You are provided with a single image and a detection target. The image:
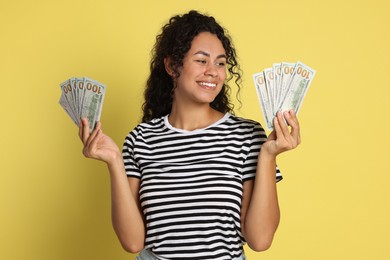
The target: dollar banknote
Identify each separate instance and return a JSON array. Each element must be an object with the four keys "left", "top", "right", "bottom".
[
  {"left": 253, "top": 72, "right": 274, "bottom": 130},
  {"left": 263, "top": 68, "right": 276, "bottom": 113},
  {"left": 273, "top": 63, "right": 282, "bottom": 111},
  {"left": 253, "top": 61, "right": 316, "bottom": 130},
  {"left": 279, "top": 62, "right": 316, "bottom": 114},
  {"left": 59, "top": 77, "right": 106, "bottom": 132}
]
